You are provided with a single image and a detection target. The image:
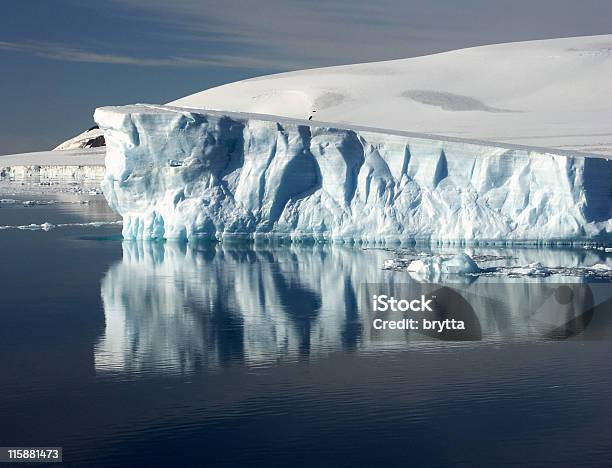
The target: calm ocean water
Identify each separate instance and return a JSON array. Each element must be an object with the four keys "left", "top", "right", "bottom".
[{"left": 1, "top": 187, "right": 611, "bottom": 467}]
